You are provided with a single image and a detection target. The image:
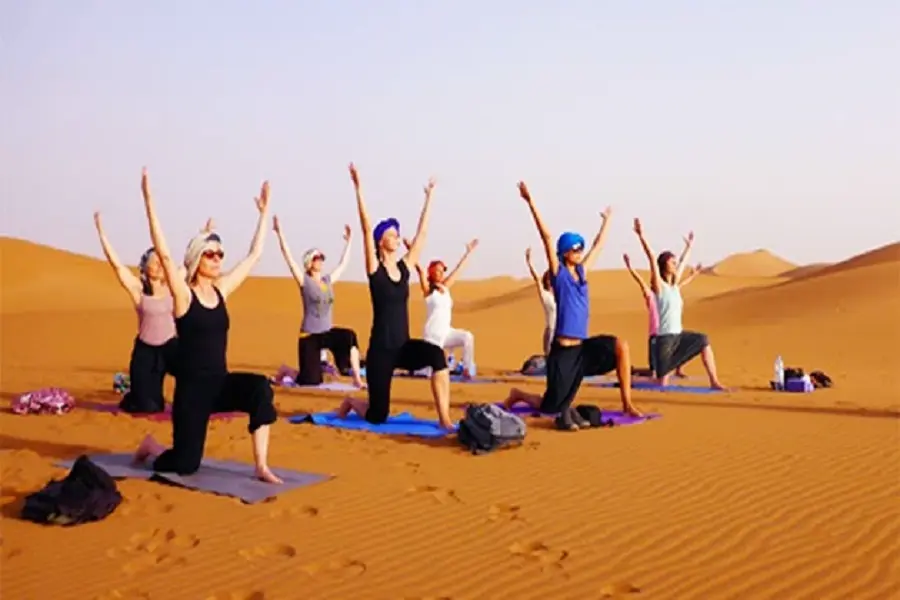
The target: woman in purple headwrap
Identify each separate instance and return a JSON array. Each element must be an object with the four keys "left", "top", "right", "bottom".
[{"left": 335, "top": 163, "right": 454, "bottom": 429}]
